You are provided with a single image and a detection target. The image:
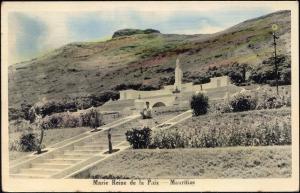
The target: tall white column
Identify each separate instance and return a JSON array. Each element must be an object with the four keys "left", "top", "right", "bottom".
[{"left": 174, "top": 58, "right": 183, "bottom": 92}]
